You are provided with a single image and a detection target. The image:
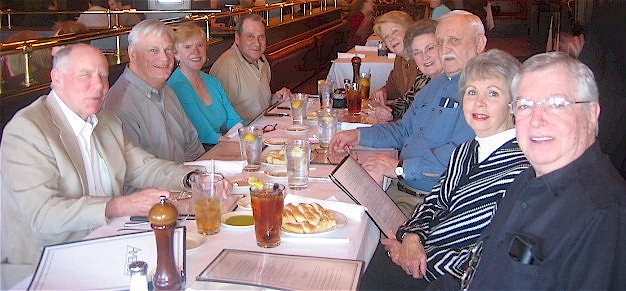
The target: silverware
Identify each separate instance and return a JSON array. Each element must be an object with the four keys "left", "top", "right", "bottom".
[
  {"left": 264, "top": 113, "right": 289, "bottom": 117},
  {"left": 117, "top": 228, "right": 151, "bottom": 232}
]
